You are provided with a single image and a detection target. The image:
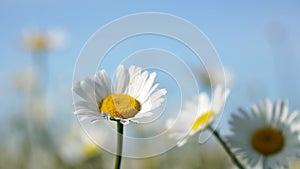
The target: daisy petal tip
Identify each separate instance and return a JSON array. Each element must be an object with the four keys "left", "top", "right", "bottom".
[
  {"left": 160, "top": 88, "right": 167, "bottom": 95},
  {"left": 225, "top": 88, "right": 231, "bottom": 96}
]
